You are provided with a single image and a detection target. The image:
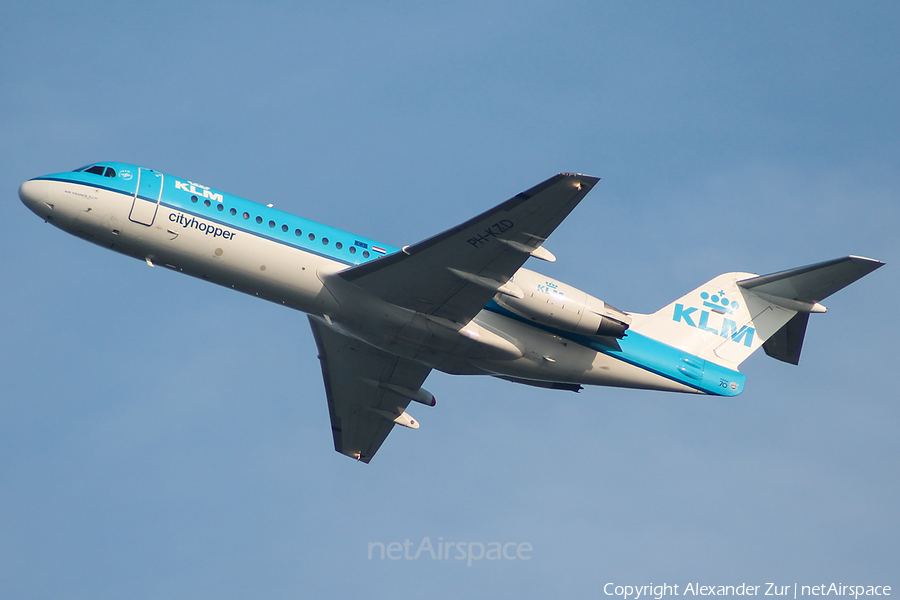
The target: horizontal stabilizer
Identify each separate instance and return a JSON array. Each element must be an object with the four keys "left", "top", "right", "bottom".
[
  {"left": 737, "top": 256, "right": 884, "bottom": 306},
  {"left": 762, "top": 312, "right": 810, "bottom": 365},
  {"left": 742, "top": 256, "right": 883, "bottom": 365}
]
